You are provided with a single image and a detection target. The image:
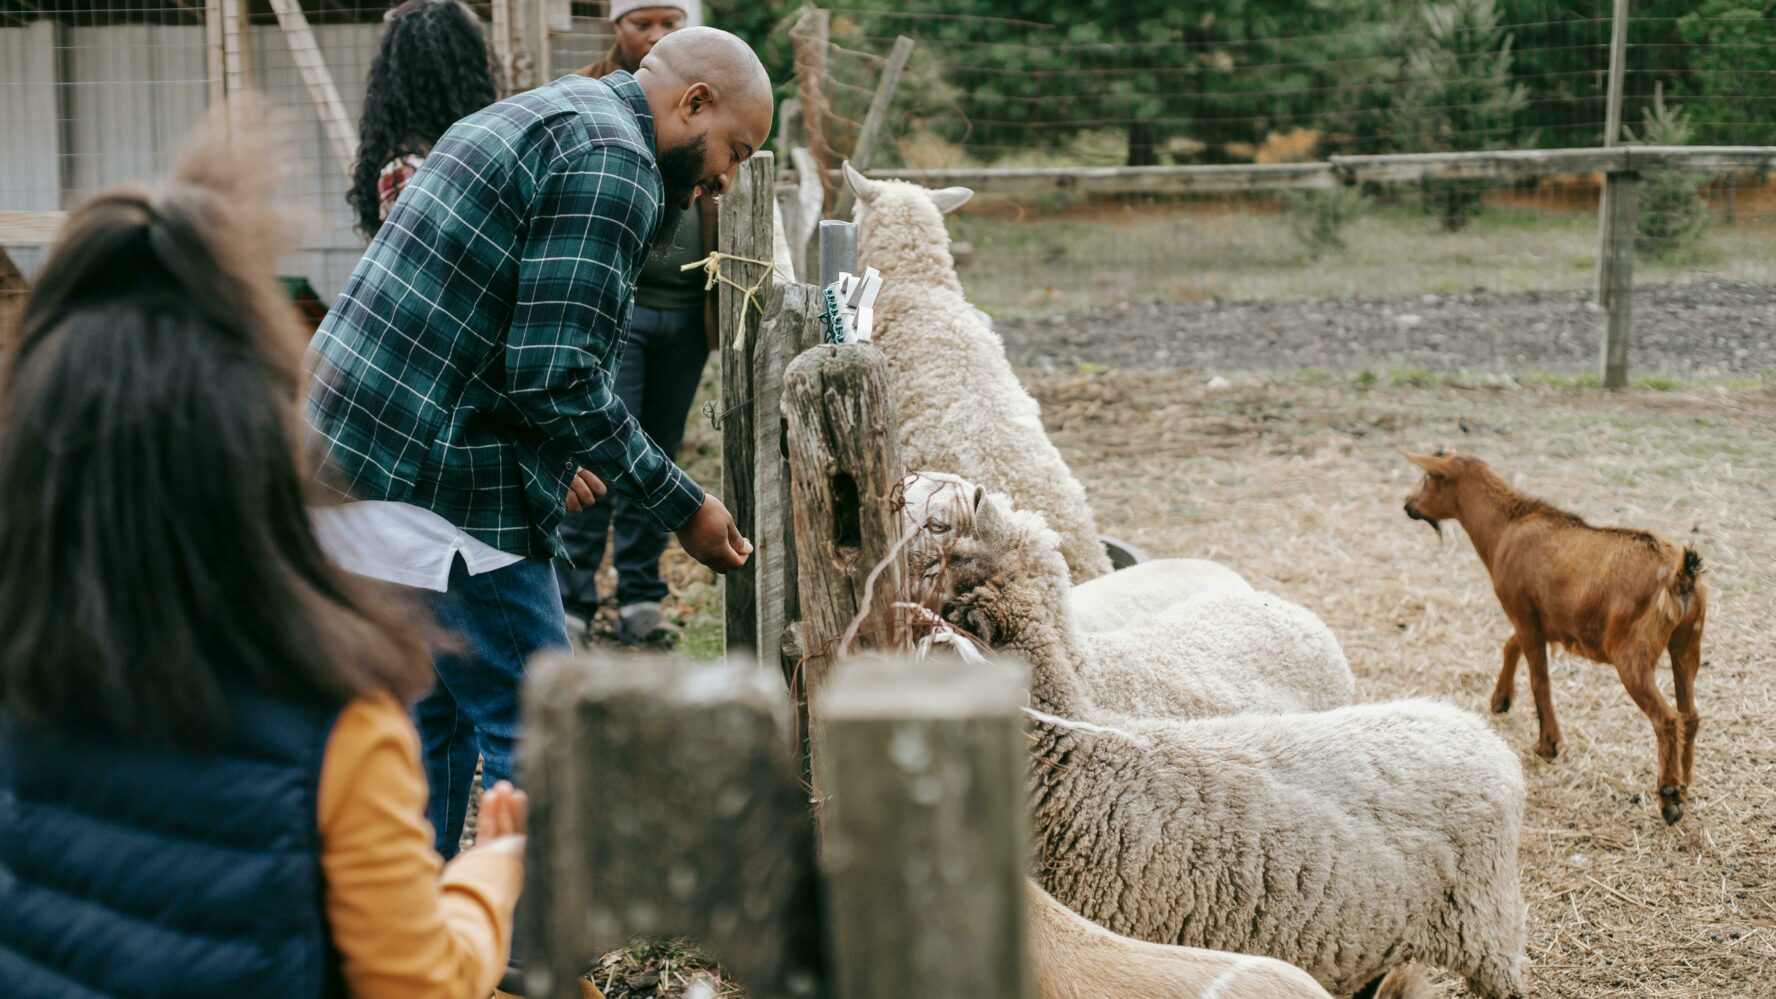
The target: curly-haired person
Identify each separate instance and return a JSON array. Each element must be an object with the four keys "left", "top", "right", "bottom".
[{"left": 346, "top": 0, "right": 499, "bottom": 239}]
